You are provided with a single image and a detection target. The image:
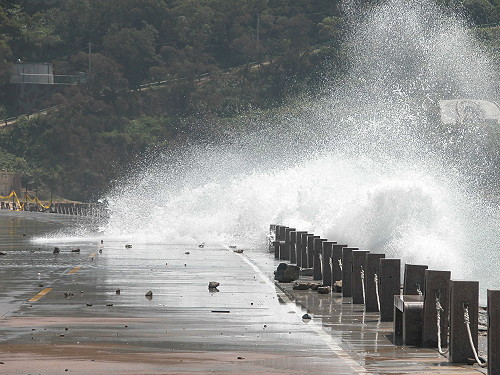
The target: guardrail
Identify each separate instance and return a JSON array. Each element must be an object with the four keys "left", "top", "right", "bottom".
[{"left": 269, "top": 224, "right": 496, "bottom": 372}]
